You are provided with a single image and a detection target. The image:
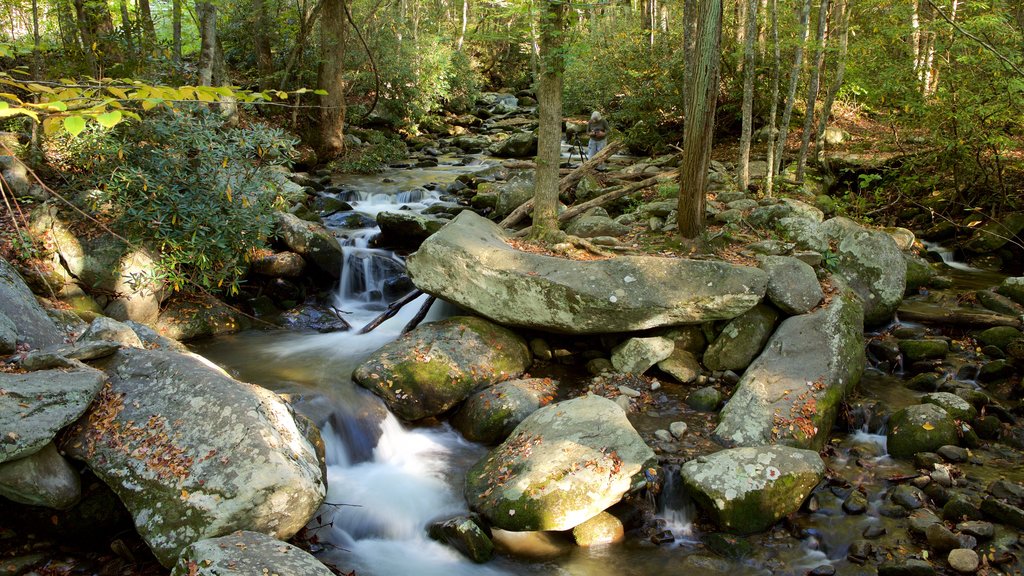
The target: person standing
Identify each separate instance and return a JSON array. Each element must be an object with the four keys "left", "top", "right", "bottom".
[{"left": 587, "top": 111, "right": 610, "bottom": 159}]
